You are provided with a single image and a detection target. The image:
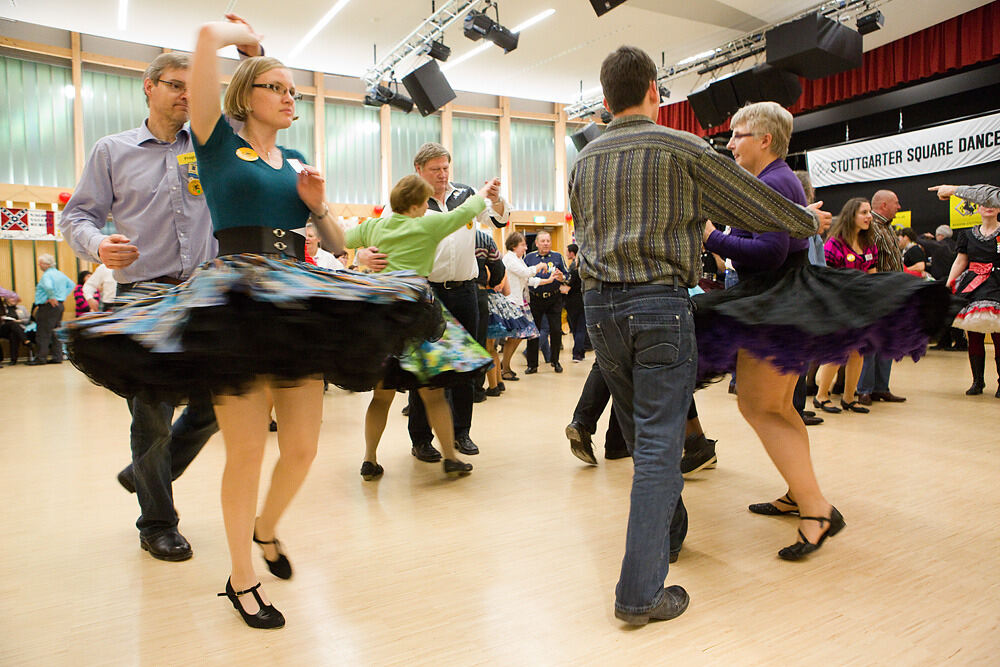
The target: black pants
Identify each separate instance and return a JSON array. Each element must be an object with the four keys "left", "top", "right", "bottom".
[
  {"left": 474, "top": 286, "right": 490, "bottom": 389},
  {"left": 0, "top": 321, "right": 26, "bottom": 362},
  {"left": 34, "top": 302, "right": 64, "bottom": 361},
  {"left": 526, "top": 293, "right": 563, "bottom": 367},
  {"left": 408, "top": 280, "right": 478, "bottom": 442},
  {"left": 565, "top": 296, "right": 586, "bottom": 360}
]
